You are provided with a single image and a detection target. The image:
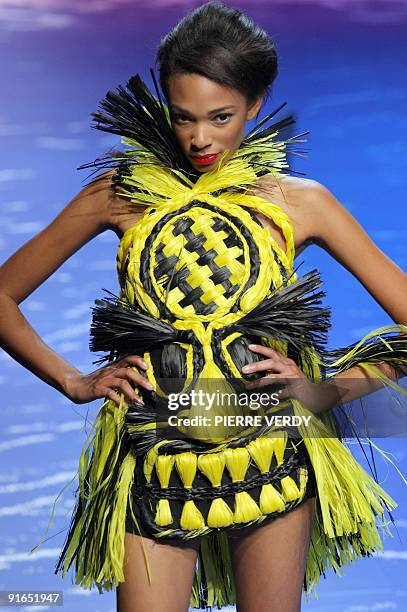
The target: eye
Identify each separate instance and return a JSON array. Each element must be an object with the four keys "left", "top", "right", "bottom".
[
  {"left": 213, "top": 113, "right": 232, "bottom": 123},
  {"left": 172, "top": 113, "right": 233, "bottom": 124},
  {"left": 172, "top": 114, "right": 191, "bottom": 124}
]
